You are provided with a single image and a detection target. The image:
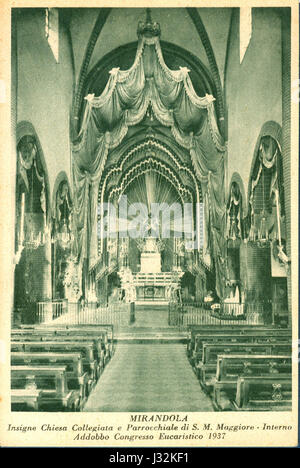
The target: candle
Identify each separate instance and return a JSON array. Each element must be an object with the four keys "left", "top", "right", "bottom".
[
  {"left": 275, "top": 190, "right": 282, "bottom": 247},
  {"left": 20, "top": 192, "right": 25, "bottom": 245}
]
